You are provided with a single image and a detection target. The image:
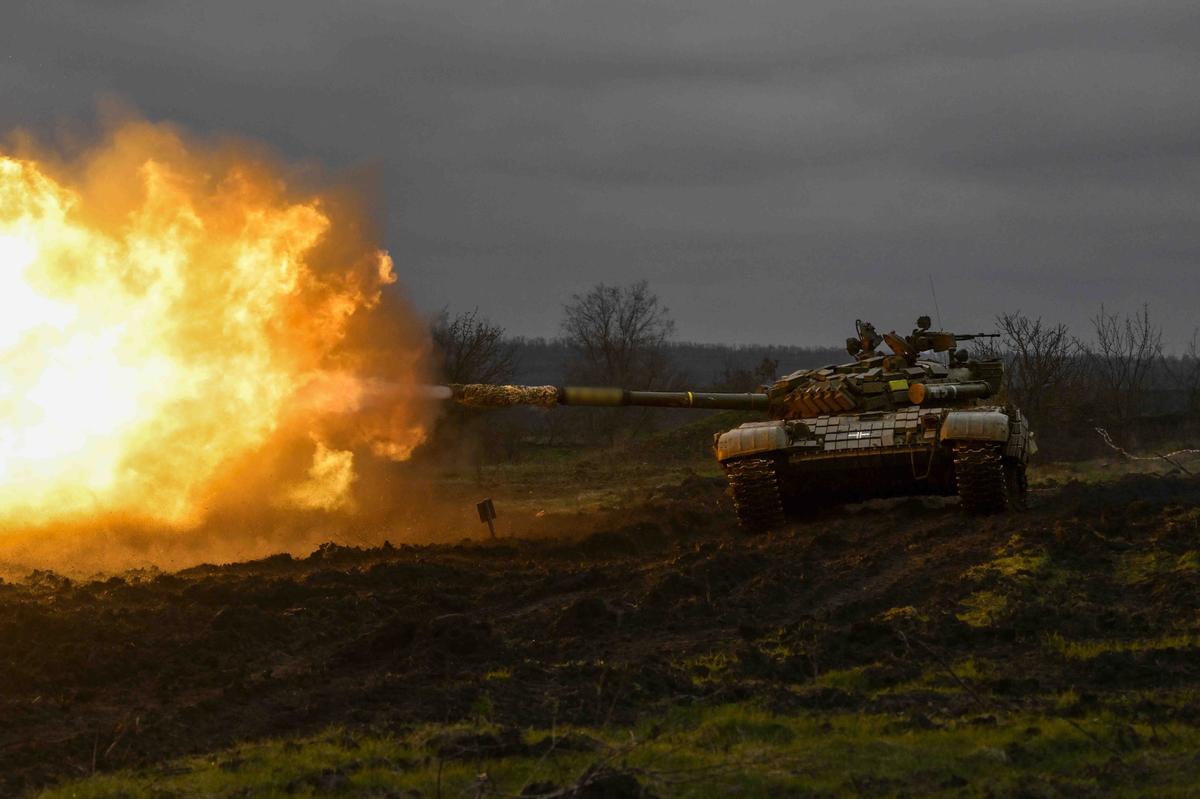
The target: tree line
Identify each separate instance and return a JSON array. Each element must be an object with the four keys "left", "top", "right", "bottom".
[
  {"left": 429, "top": 281, "right": 1199, "bottom": 461},
  {"left": 974, "top": 306, "right": 1198, "bottom": 455}
]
